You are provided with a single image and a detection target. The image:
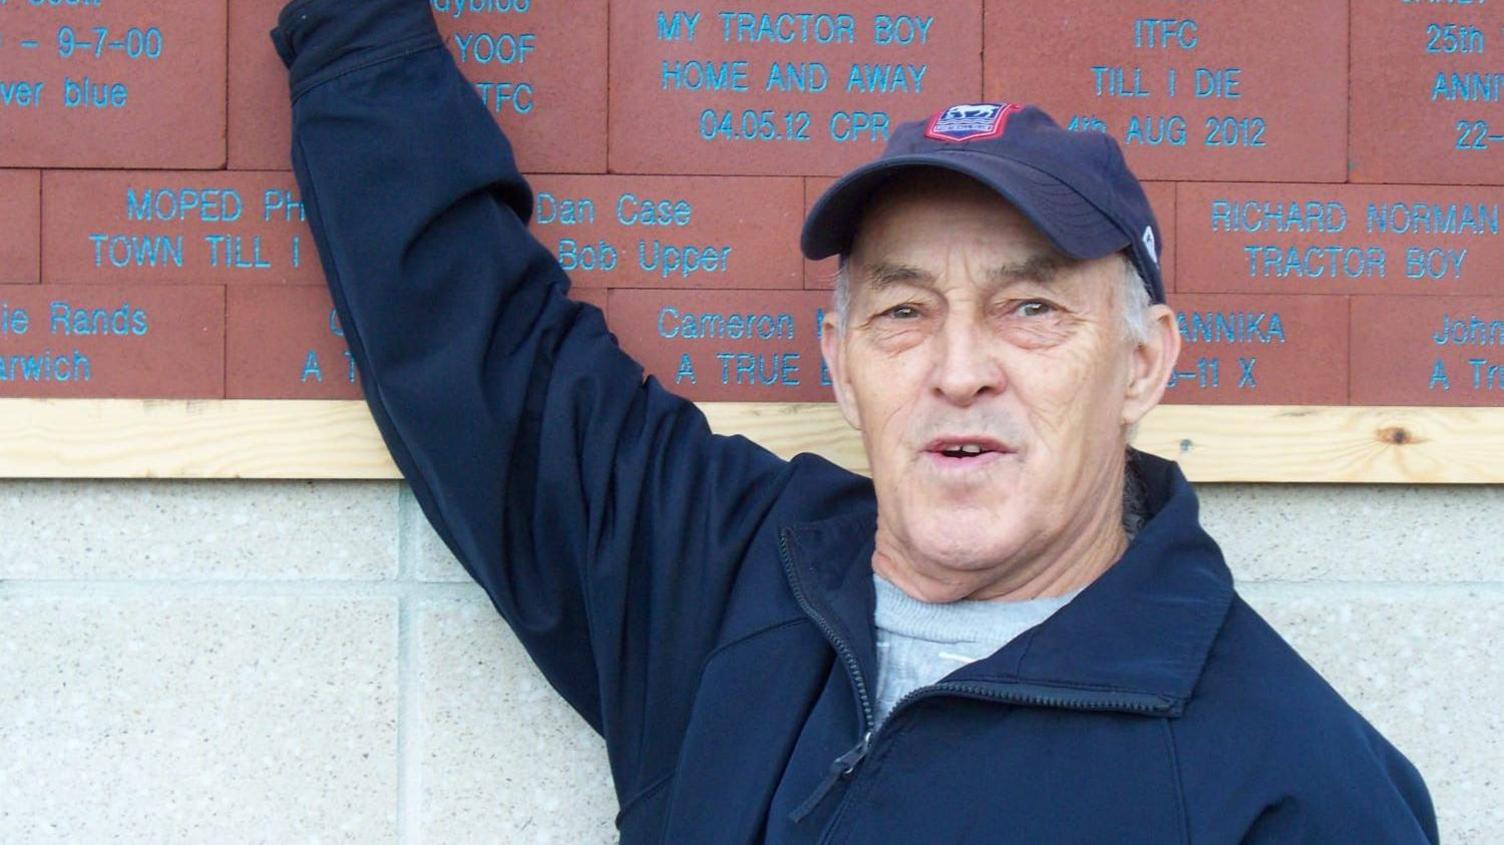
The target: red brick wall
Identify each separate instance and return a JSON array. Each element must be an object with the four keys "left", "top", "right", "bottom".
[{"left": 3, "top": 1, "right": 1501, "bottom": 405}]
